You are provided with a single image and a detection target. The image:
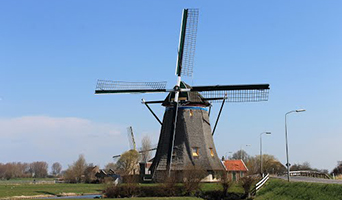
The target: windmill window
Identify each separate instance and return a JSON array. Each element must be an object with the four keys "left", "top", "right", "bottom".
[
  {"left": 209, "top": 148, "right": 214, "bottom": 157},
  {"left": 189, "top": 110, "right": 193, "bottom": 117},
  {"left": 192, "top": 147, "right": 199, "bottom": 157},
  {"left": 172, "top": 149, "right": 176, "bottom": 158}
]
